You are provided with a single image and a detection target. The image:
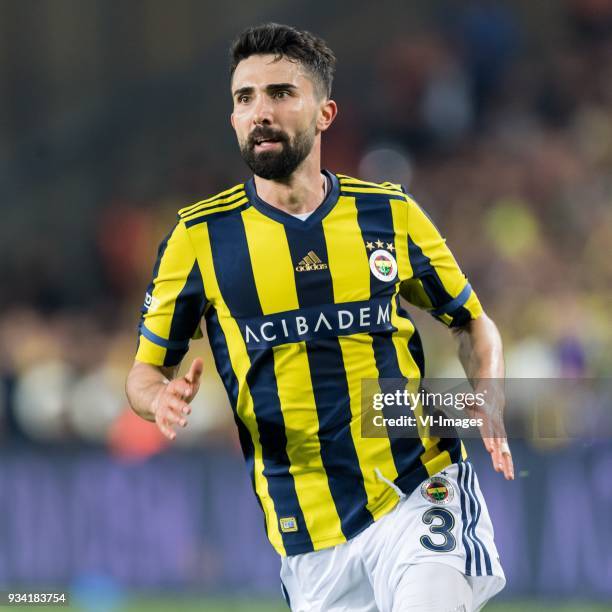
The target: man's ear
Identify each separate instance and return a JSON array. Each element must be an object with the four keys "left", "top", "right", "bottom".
[
  {"left": 230, "top": 112, "right": 235, "bottom": 130},
  {"left": 317, "top": 99, "right": 338, "bottom": 132}
]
